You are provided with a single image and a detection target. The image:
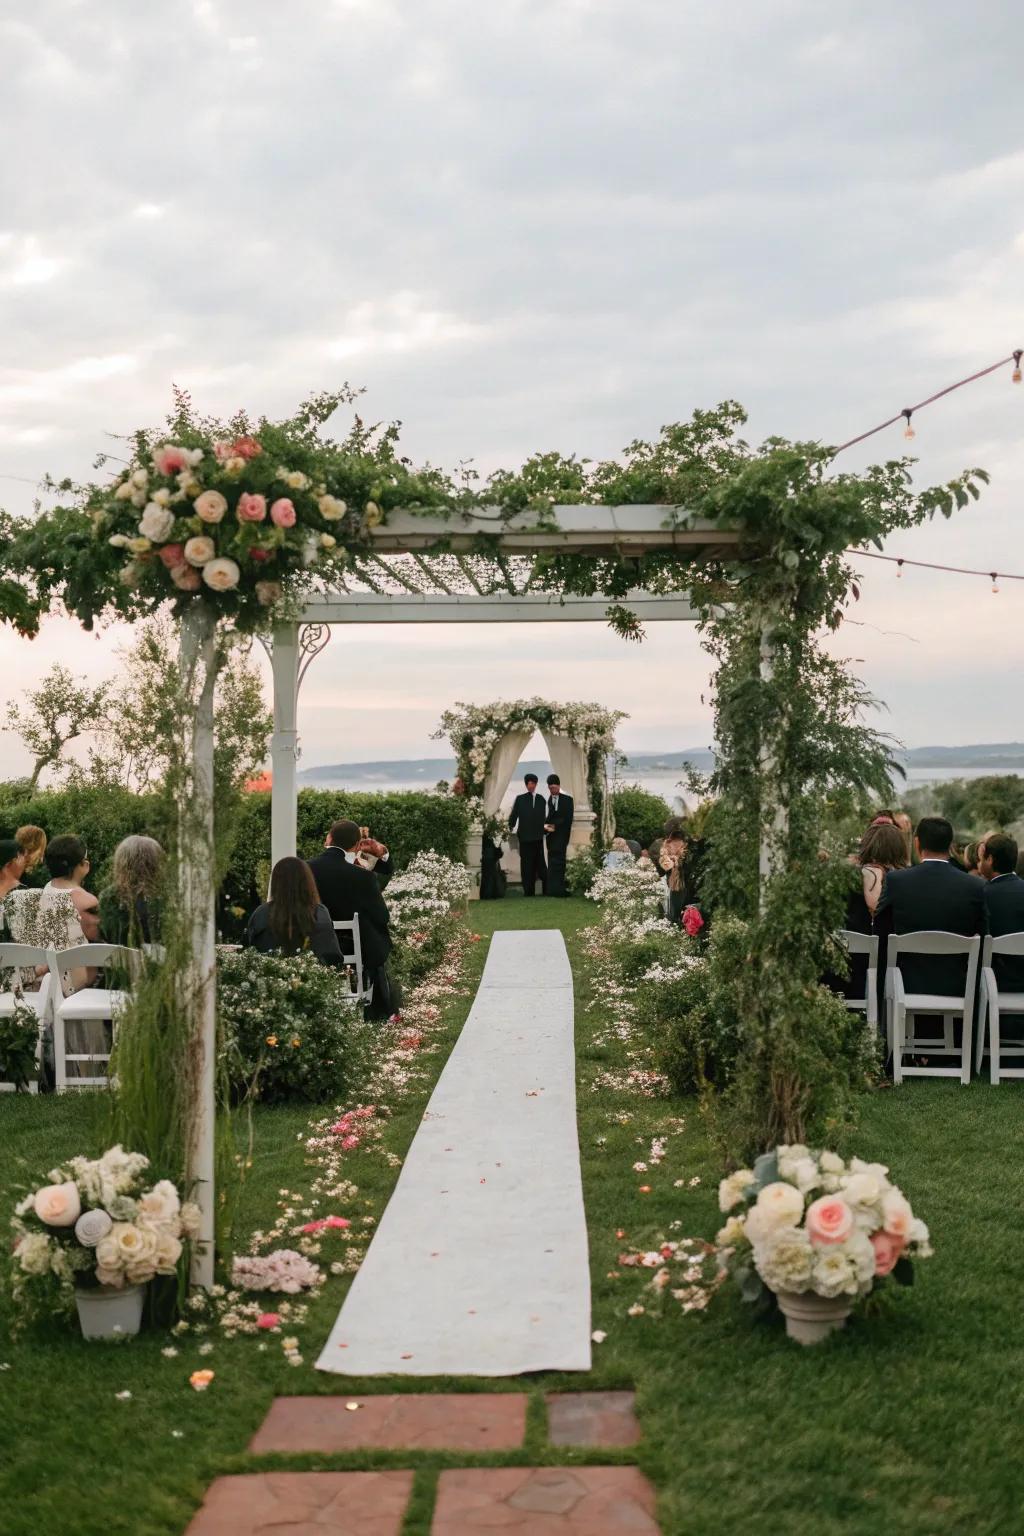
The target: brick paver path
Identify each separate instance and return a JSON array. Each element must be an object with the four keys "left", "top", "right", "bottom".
[
  {"left": 546, "top": 1390, "right": 641, "bottom": 1447},
  {"left": 184, "top": 1470, "right": 413, "bottom": 1535},
  {"left": 432, "top": 1466, "right": 659, "bottom": 1533},
  {"left": 250, "top": 1392, "right": 528, "bottom": 1453}
]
